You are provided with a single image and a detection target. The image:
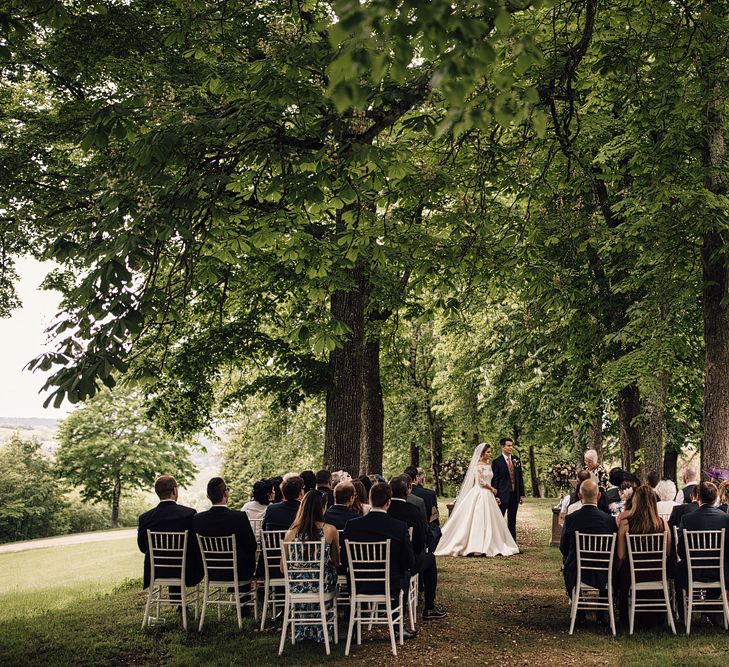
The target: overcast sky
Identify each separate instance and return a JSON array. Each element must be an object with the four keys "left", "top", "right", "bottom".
[{"left": 0, "top": 256, "right": 70, "bottom": 419}]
